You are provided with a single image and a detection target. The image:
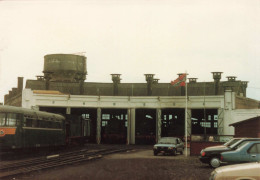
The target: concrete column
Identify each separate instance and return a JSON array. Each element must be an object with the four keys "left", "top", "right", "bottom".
[
  {"left": 66, "top": 107, "right": 71, "bottom": 115},
  {"left": 96, "top": 108, "right": 102, "bottom": 144},
  {"left": 156, "top": 108, "right": 162, "bottom": 143},
  {"left": 217, "top": 108, "right": 224, "bottom": 135},
  {"left": 127, "top": 108, "right": 131, "bottom": 145},
  {"left": 187, "top": 108, "right": 192, "bottom": 137},
  {"left": 130, "top": 108, "right": 135, "bottom": 144}
]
